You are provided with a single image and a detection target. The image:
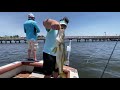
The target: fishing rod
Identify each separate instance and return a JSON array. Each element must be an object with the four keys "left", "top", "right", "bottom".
[
  {"left": 65, "top": 40, "right": 72, "bottom": 66},
  {"left": 100, "top": 35, "right": 120, "bottom": 78}
]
